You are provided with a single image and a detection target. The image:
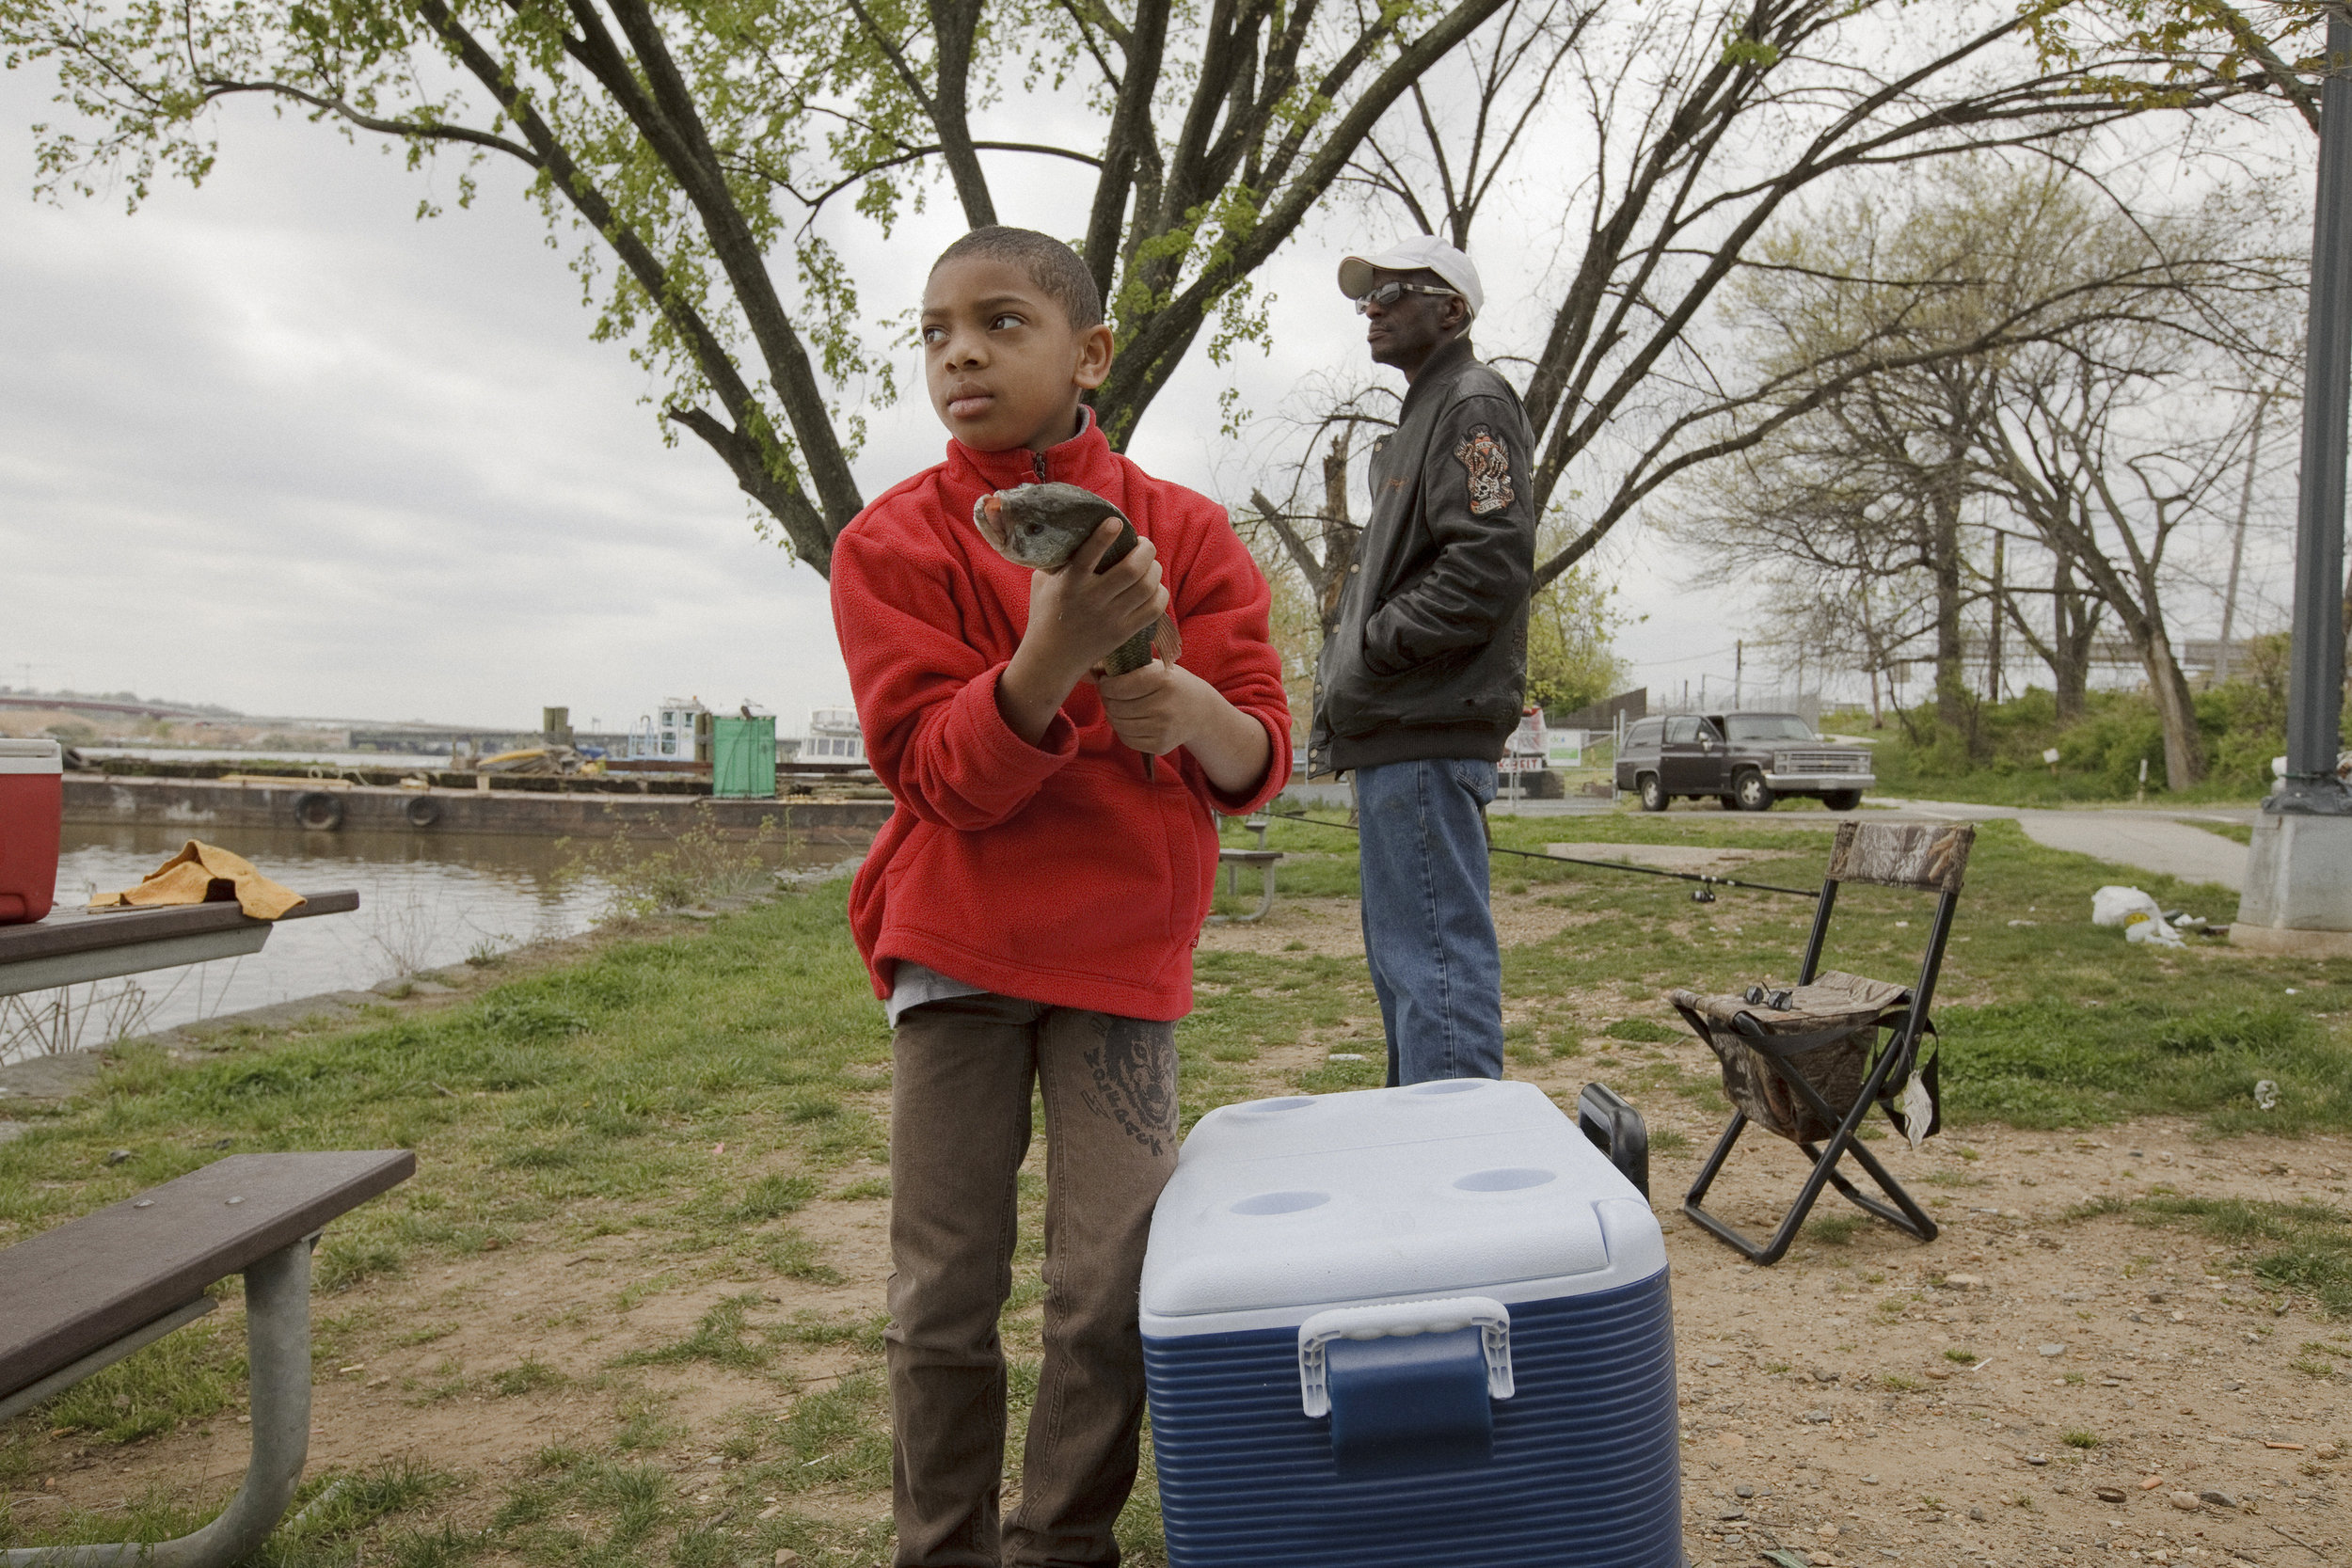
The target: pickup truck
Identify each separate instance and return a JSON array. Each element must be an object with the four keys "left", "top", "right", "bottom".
[{"left": 1613, "top": 711, "right": 1874, "bottom": 812}]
